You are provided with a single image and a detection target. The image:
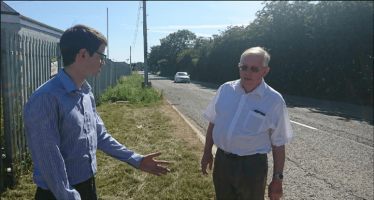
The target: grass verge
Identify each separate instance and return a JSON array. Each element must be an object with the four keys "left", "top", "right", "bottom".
[
  {"left": 1, "top": 74, "right": 216, "bottom": 199},
  {"left": 95, "top": 99, "right": 215, "bottom": 200},
  {"left": 97, "top": 74, "right": 163, "bottom": 106}
]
